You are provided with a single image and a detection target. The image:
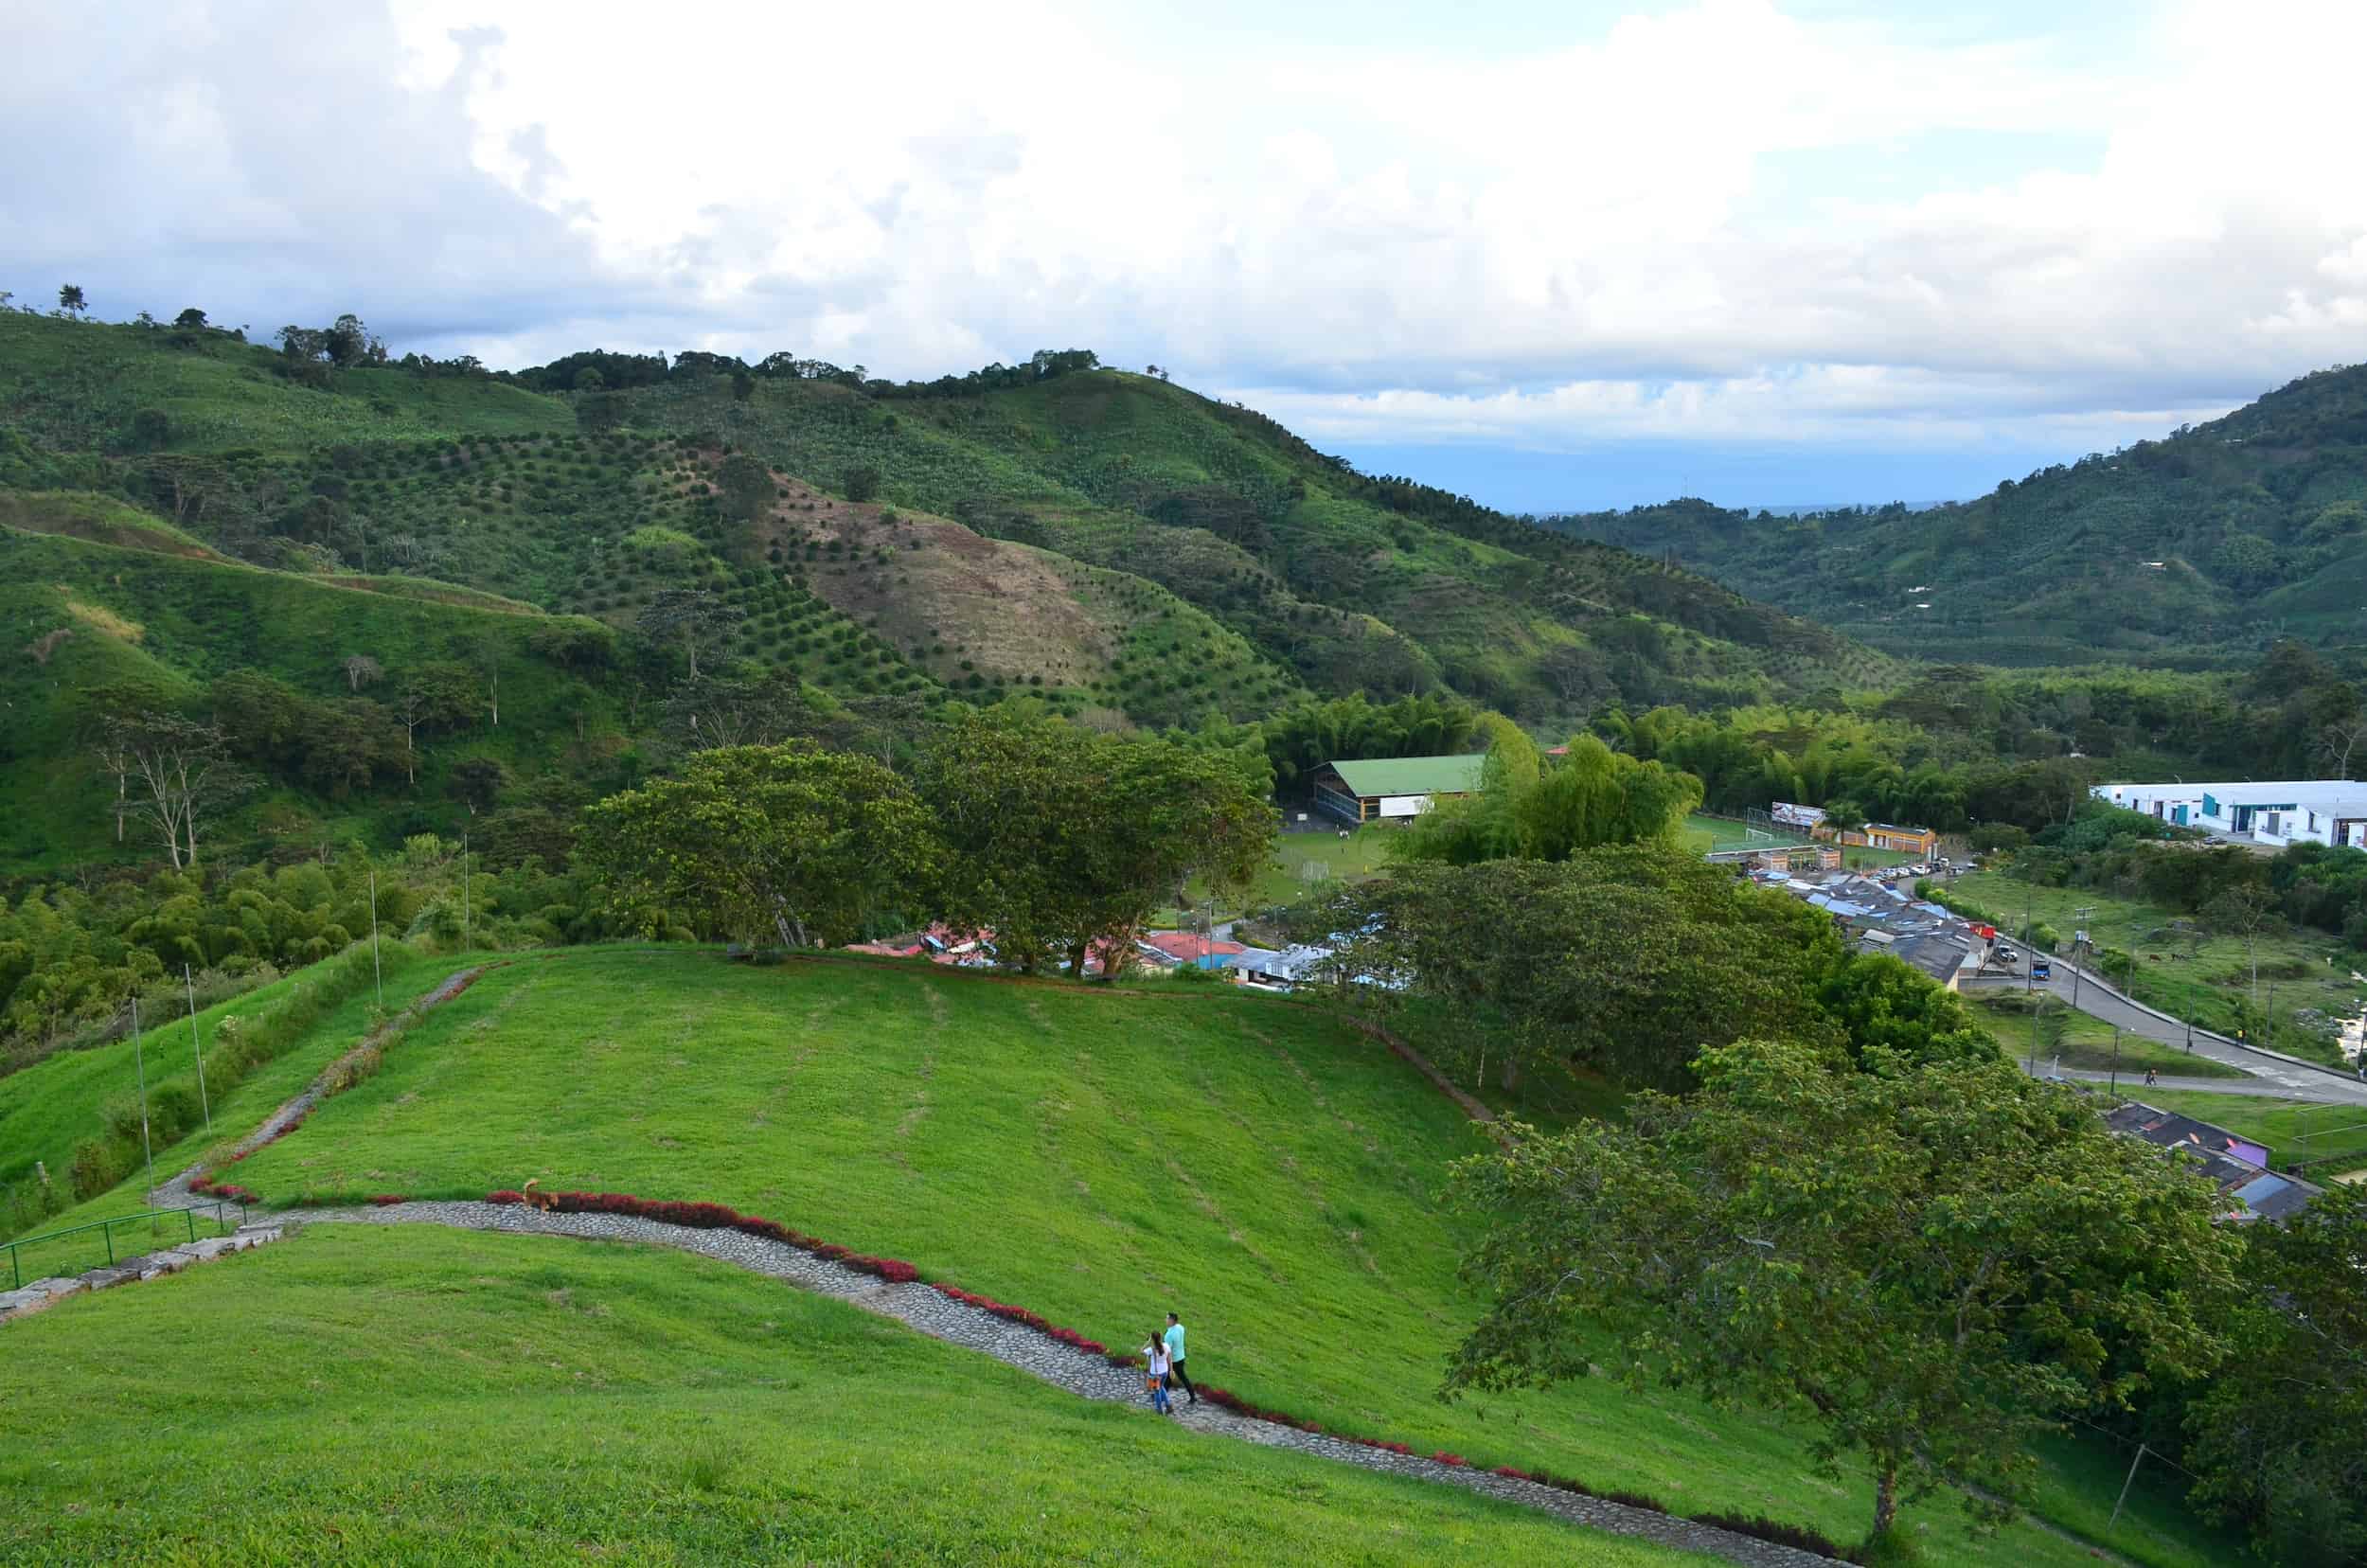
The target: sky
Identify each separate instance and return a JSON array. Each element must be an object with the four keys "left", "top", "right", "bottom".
[{"left": 6, "top": 1, "right": 2367, "bottom": 511}]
